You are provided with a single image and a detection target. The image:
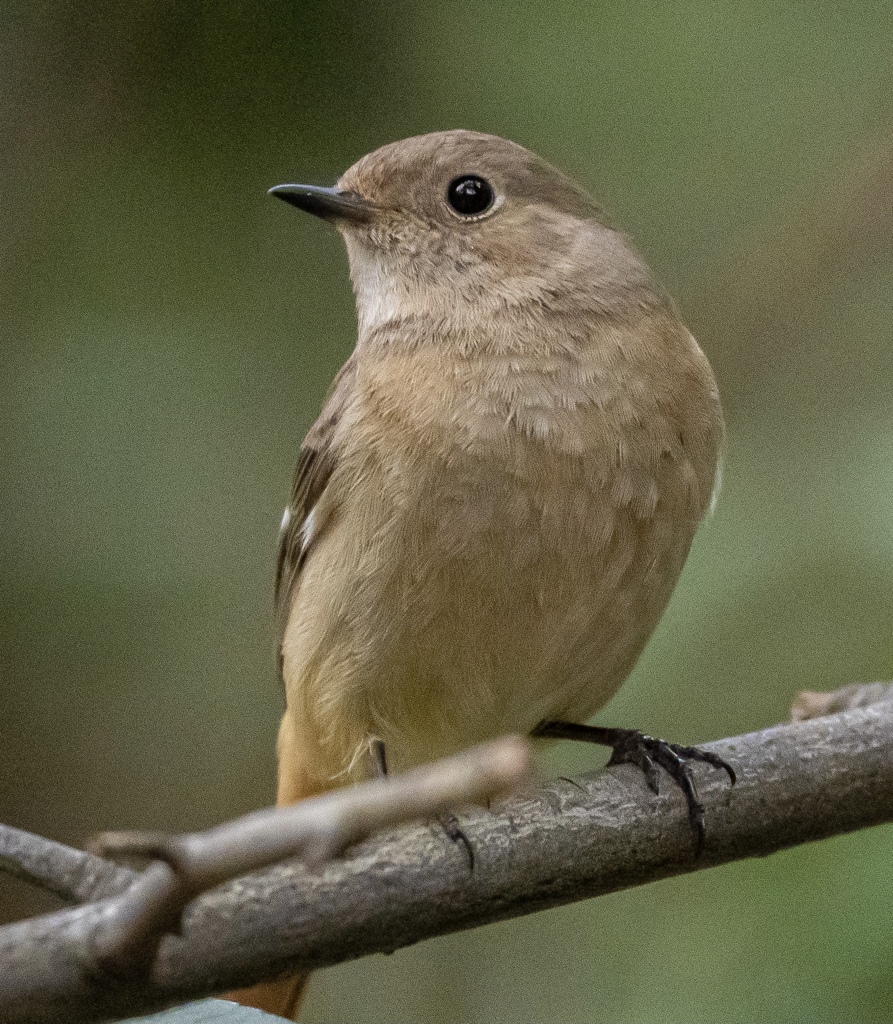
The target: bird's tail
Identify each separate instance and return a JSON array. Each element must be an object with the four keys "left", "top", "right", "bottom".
[
  {"left": 226, "top": 974, "right": 309, "bottom": 1020},
  {"left": 224, "top": 713, "right": 329, "bottom": 1019}
]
